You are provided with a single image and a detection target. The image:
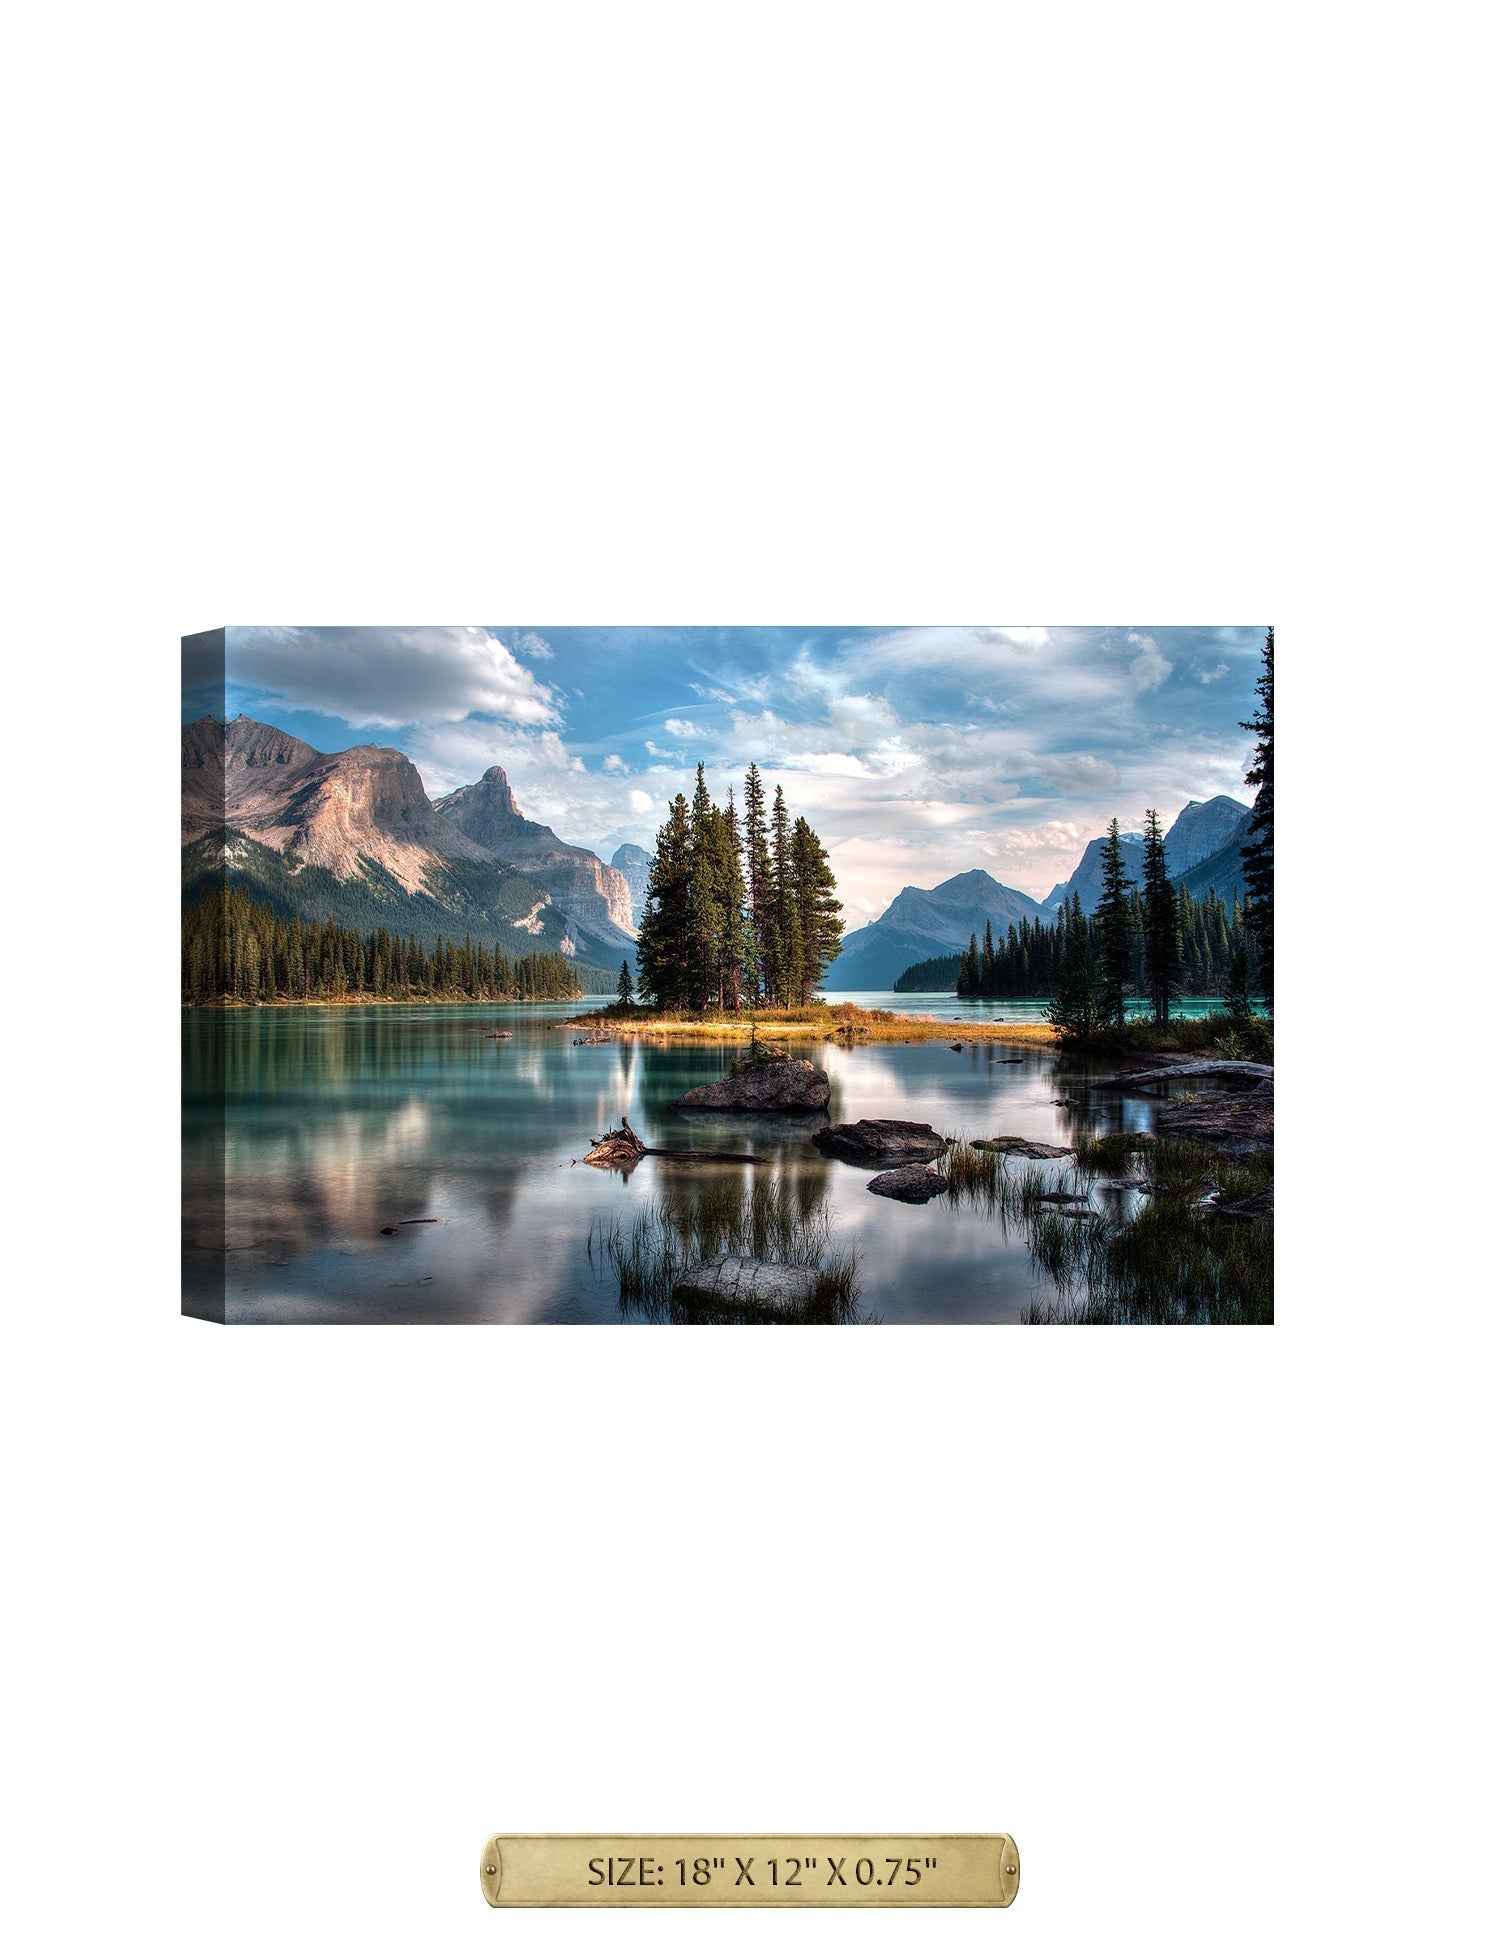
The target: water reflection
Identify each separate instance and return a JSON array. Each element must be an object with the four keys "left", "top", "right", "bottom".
[{"left": 183, "top": 1005, "right": 1170, "bottom": 1324}]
